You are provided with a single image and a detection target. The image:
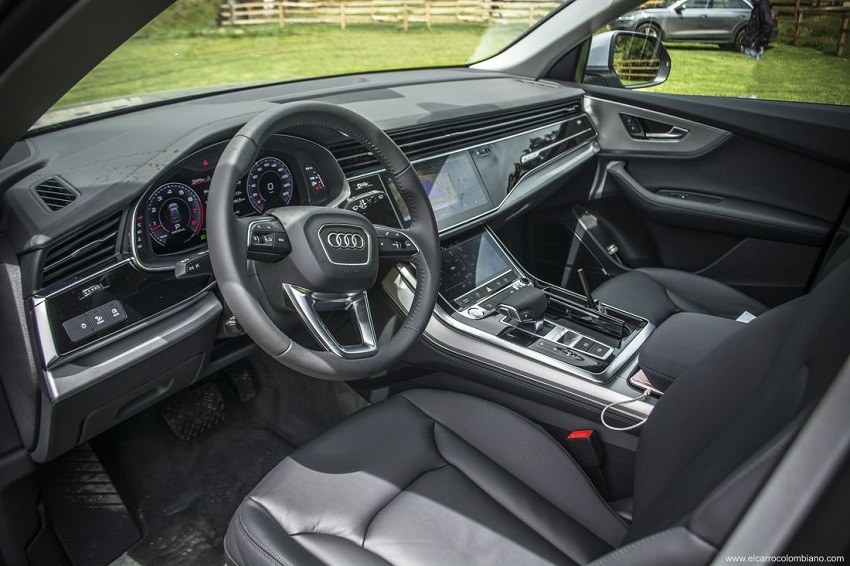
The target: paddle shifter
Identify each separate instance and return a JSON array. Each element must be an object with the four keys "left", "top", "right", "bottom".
[{"left": 497, "top": 285, "right": 548, "bottom": 333}]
